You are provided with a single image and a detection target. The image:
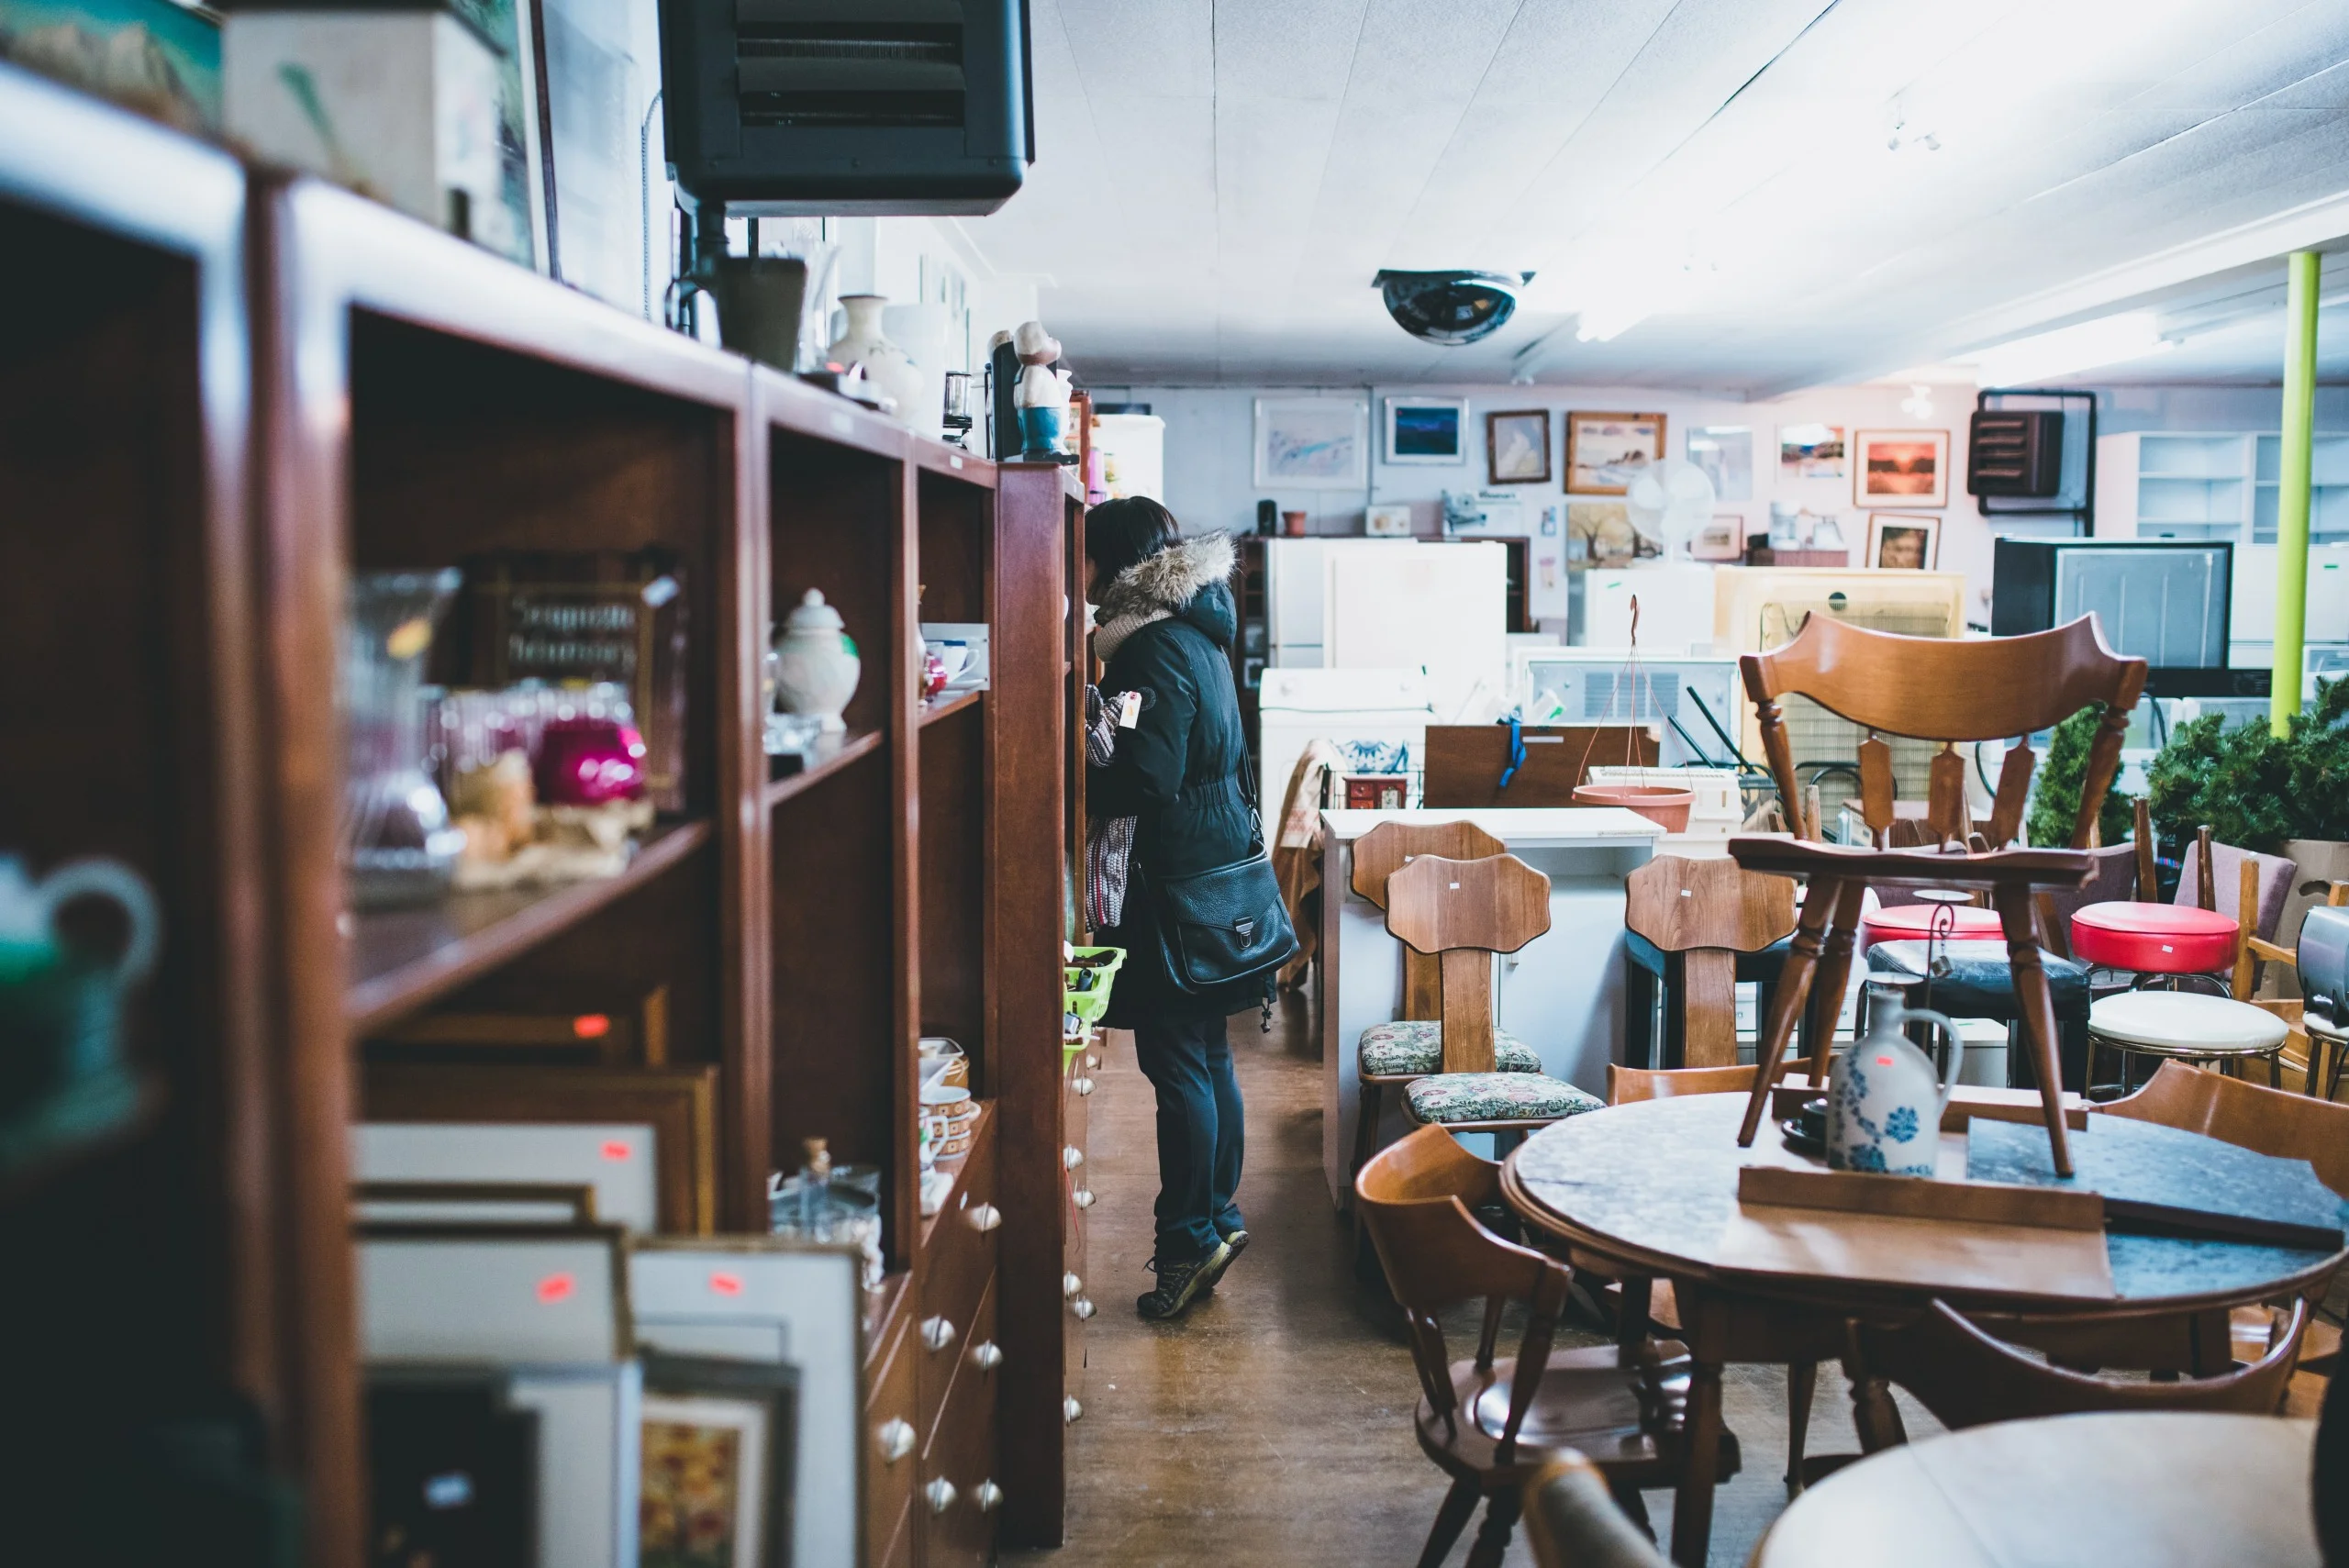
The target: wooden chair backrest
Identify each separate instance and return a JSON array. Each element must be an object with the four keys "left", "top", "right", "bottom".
[
  {"left": 1624, "top": 857, "right": 1795, "bottom": 1071},
  {"left": 1354, "top": 1125, "right": 1571, "bottom": 1460},
  {"left": 1850, "top": 1296, "right": 2306, "bottom": 1440},
  {"left": 1522, "top": 1457, "right": 1671, "bottom": 1568},
  {"left": 1386, "top": 854, "right": 1553, "bottom": 1074},
  {"left": 2097, "top": 1060, "right": 2349, "bottom": 1199},
  {"left": 1607, "top": 1063, "right": 1760, "bottom": 1104},
  {"left": 1742, "top": 614, "right": 2145, "bottom": 849},
  {"left": 1353, "top": 819, "right": 1510, "bottom": 1021}
]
